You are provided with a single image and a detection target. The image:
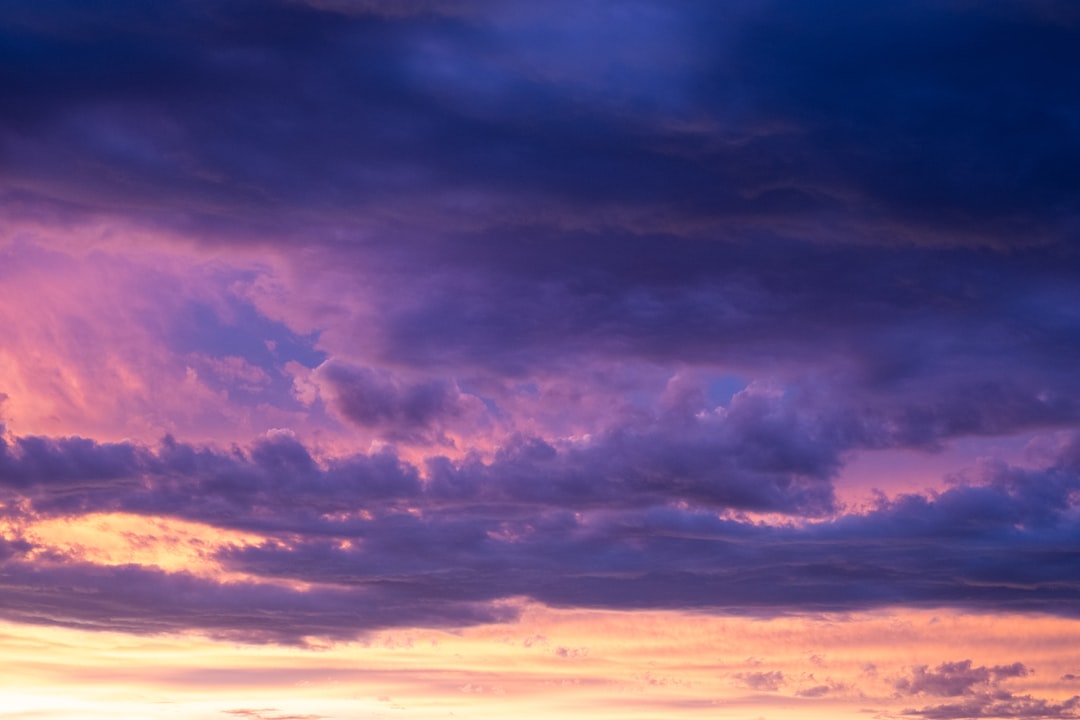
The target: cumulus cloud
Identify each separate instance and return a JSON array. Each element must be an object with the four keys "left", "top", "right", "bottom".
[
  {"left": 0, "top": 423, "right": 1079, "bottom": 641},
  {"left": 0, "top": 430, "right": 143, "bottom": 489},
  {"left": 425, "top": 383, "right": 843, "bottom": 515},
  {"left": 896, "top": 661, "right": 1029, "bottom": 698},
  {"left": 896, "top": 660, "right": 1078, "bottom": 720}
]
